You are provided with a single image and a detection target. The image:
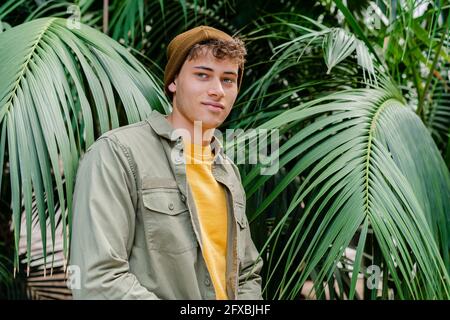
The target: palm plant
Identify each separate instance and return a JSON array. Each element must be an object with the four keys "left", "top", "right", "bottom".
[
  {"left": 225, "top": 12, "right": 450, "bottom": 299},
  {"left": 334, "top": 0, "right": 450, "bottom": 156},
  {"left": 0, "top": 16, "right": 168, "bottom": 275},
  {"left": 0, "top": 0, "right": 449, "bottom": 300}
]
